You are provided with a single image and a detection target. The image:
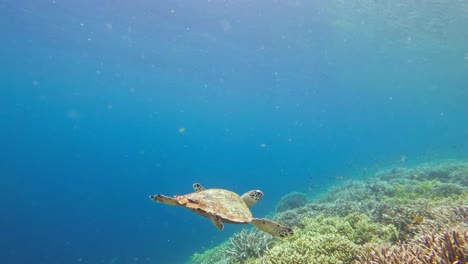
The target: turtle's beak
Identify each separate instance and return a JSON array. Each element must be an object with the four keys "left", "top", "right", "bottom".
[{"left": 149, "top": 194, "right": 165, "bottom": 202}]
